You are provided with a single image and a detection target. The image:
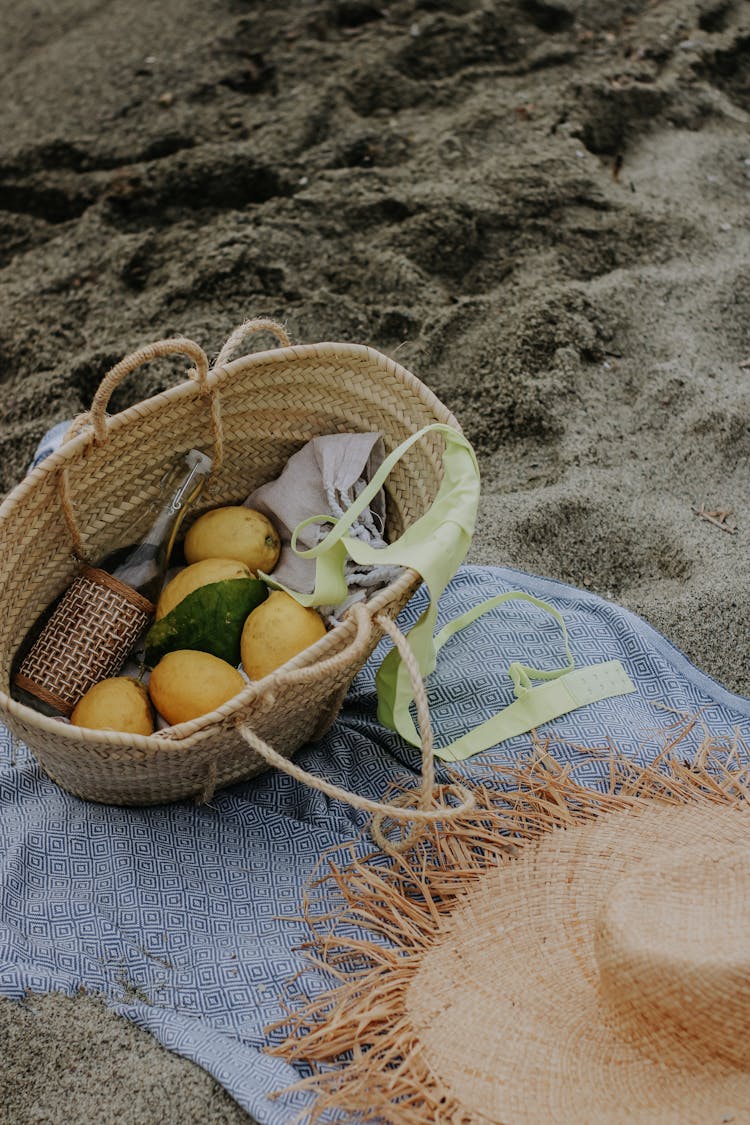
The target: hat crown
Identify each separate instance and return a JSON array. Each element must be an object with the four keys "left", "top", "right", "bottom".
[{"left": 595, "top": 843, "right": 750, "bottom": 1068}]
